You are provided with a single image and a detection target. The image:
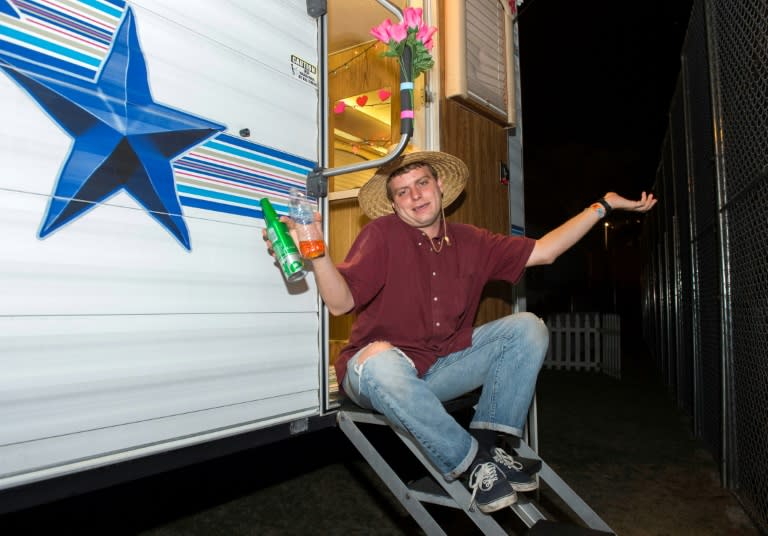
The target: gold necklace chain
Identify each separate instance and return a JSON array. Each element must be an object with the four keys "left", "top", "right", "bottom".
[
  {"left": 429, "top": 207, "right": 450, "bottom": 254},
  {"left": 430, "top": 235, "right": 447, "bottom": 253}
]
